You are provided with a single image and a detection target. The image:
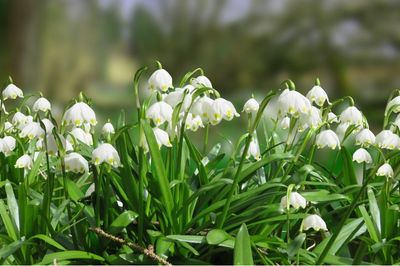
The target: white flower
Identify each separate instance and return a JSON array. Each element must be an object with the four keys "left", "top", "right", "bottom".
[
  {"left": 92, "top": 143, "right": 121, "bottom": 167},
  {"left": 37, "top": 134, "right": 72, "bottom": 155},
  {"left": 375, "top": 130, "right": 400, "bottom": 150},
  {"left": 65, "top": 152, "right": 89, "bottom": 173},
  {"left": 102, "top": 122, "right": 115, "bottom": 136},
  {"left": 209, "top": 98, "right": 240, "bottom": 125},
  {"left": 1, "top": 103, "right": 7, "bottom": 114},
  {"left": 15, "top": 154, "right": 33, "bottom": 170},
  {"left": 185, "top": 113, "right": 204, "bottom": 132},
  {"left": 280, "top": 117, "right": 290, "bottom": 129},
  {"left": 303, "top": 214, "right": 328, "bottom": 231},
  {"left": 246, "top": 138, "right": 261, "bottom": 160},
  {"left": 68, "top": 127, "right": 93, "bottom": 146},
  {"left": 153, "top": 127, "right": 172, "bottom": 148},
  {"left": 280, "top": 192, "right": 307, "bottom": 210},
  {"left": 339, "top": 106, "right": 363, "bottom": 126},
  {"left": 148, "top": 69, "right": 173, "bottom": 92},
  {"left": 146, "top": 101, "right": 173, "bottom": 126},
  {"left": 298, "top": 106, "right": 322, "bottom": 131},
  {"left": 316, "top": 130, "right": 340, "bottom": 150},
  {"left": 4, "top": 122, "right": 12, "bottom": 133},
  {"left": 2, "top": 84, "right": 23, "bottom": 100},
  {"left": 376, "top": 163, "right": 394, "bottom": 178},
  {"left": 20, "top": 122, "right": 45, "bottom": 140},
  {"left": 0, "top": 136, "right": 16, "bottom": 156},
  {"left": 355, "top": 129, "right": 375, "bottom": 147},
  {"left": 327, "top": 112, "right": 339, "bottom": 123},
  {"left": 243, "top": 98, "right": 259, "bottom": 114},
  {"left": 191, "top": 75, "right": 212, "bottom": 88},
  {"left": 352, "top": 148, "right": 372, "bottom": 164},
  {"left": 386, "top": 96, "right": 400, "bottom": 113},
  {"left": 277, "top": 89, "right": 311, "bottom": 118},
  {"left": 41, "top": 118, "right": 55, "bottom": 133},
  {"left": 33, "top": 97, "right": 51, "bottom": 112},
  {"left": 62, "top": 102, "right": 97, "bottom": 127},
  {"left": 12, "top": 112, "right": 28, "bottom": 126},
  {"left": 306, "top": 85, "right": 329, "bottom": 106},
  {"left": 191, "top": 96, "right": 214, "bottom": 124},
  {"left": 163, "top": 89, "right": 192, "bottom": 111}
]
